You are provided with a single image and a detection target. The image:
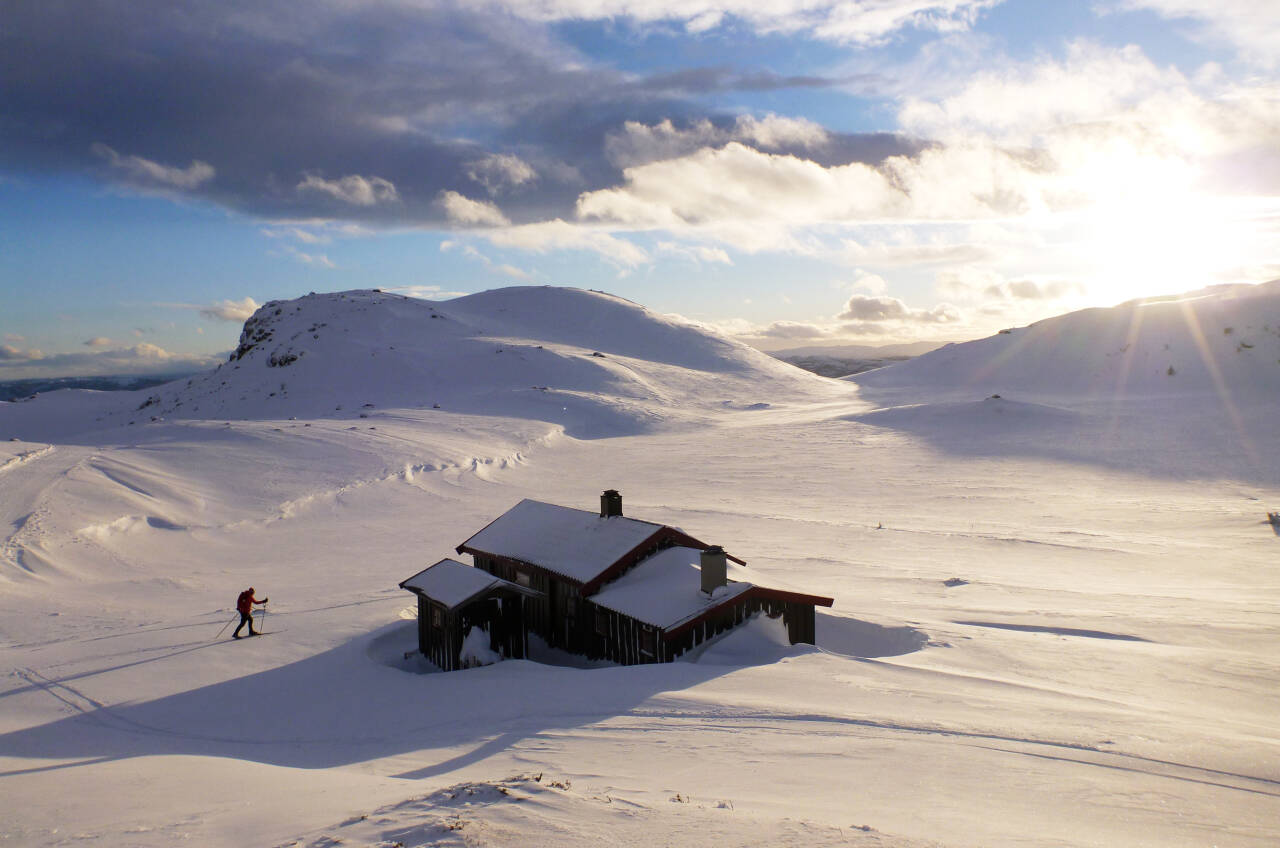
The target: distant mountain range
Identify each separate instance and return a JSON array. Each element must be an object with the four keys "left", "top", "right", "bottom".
[{"left": 0, "top": 373, "right": 198, "bottom": 403}]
